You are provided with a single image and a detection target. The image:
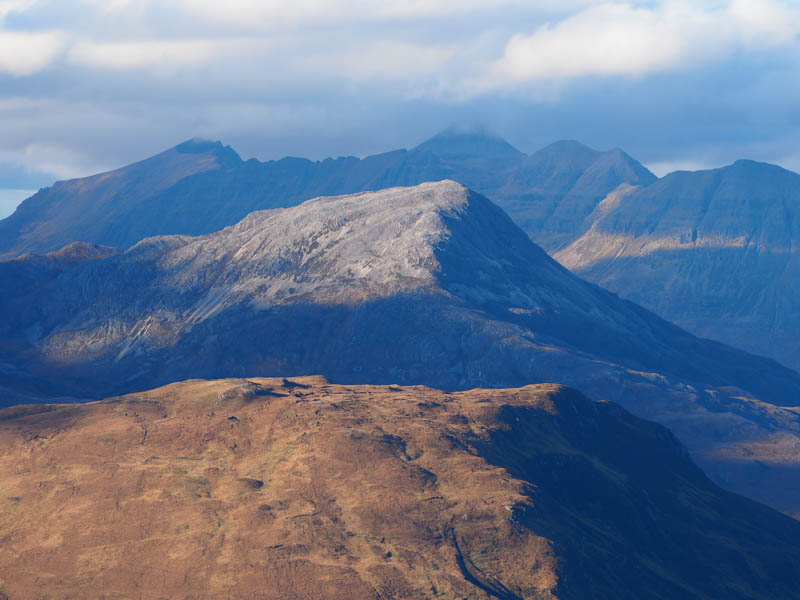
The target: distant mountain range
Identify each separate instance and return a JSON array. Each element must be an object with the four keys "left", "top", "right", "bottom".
[
  {"left": 2, "top": 181, "right": 800, "bottom": 515},
  {"left": 0, "top": 129, "right": 653, "bottom": 257},
  {"left": 3, "top": 377, "right": 800, "bottom": 599},
  {"left": 0, "top": 129, "right": 795, "bottom": 373}
]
